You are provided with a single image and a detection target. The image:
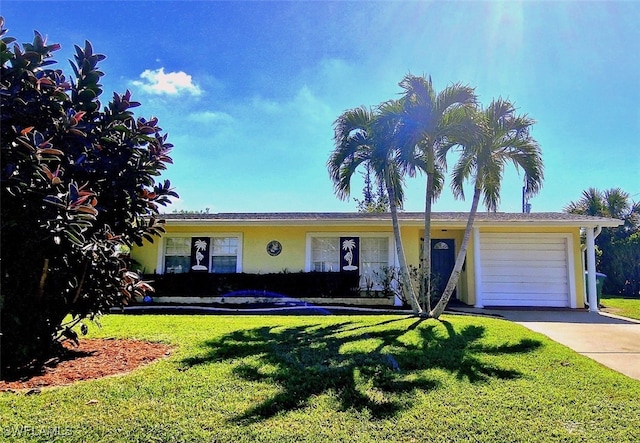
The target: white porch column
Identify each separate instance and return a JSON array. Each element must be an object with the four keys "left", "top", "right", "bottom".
[
  {"left": 585, "top": 227, "right": 598, "bottom": 312},
  {"left": 473, "top": 227, "right": 484, "bottom": 308},
  {"left": 155, "top": 237, "right": 165, "bottom": 274}
]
